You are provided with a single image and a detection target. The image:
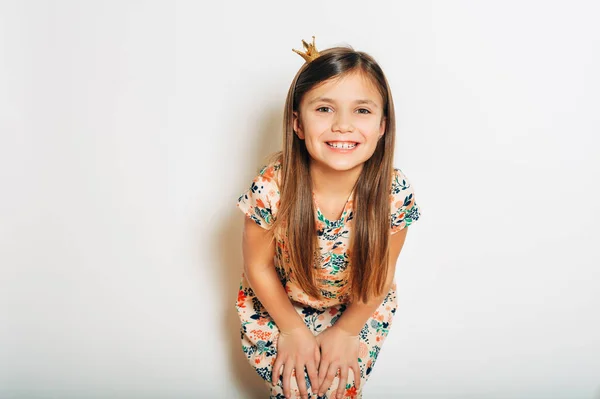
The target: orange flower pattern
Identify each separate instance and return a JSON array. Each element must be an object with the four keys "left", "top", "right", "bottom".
[{"left": 236, "top": 161, "right": 421, "bottom": 398}]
